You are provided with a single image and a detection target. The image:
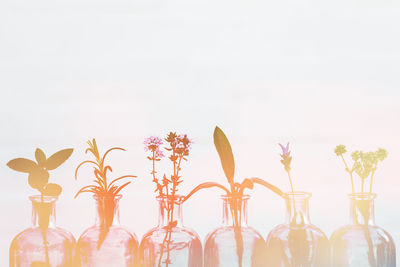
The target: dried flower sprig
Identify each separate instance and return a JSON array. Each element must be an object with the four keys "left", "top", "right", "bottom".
[
  {"left": 7, "top": 148, "right": 73, "bottom": 197},
  {"left": 144, "top": 132, "right": 192, "bottom": 267},
  {"left": 279, "top": 142, "right": 294, "bottom": 194},
  {"left": 75, "top": 139, "right": 137, "bottom": 198},
  {"left": 334, "top": 145, "right": 387, "bottom": 193},
  {"left": 184, "top": 126, "right": 282, "bottom": 267}
]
